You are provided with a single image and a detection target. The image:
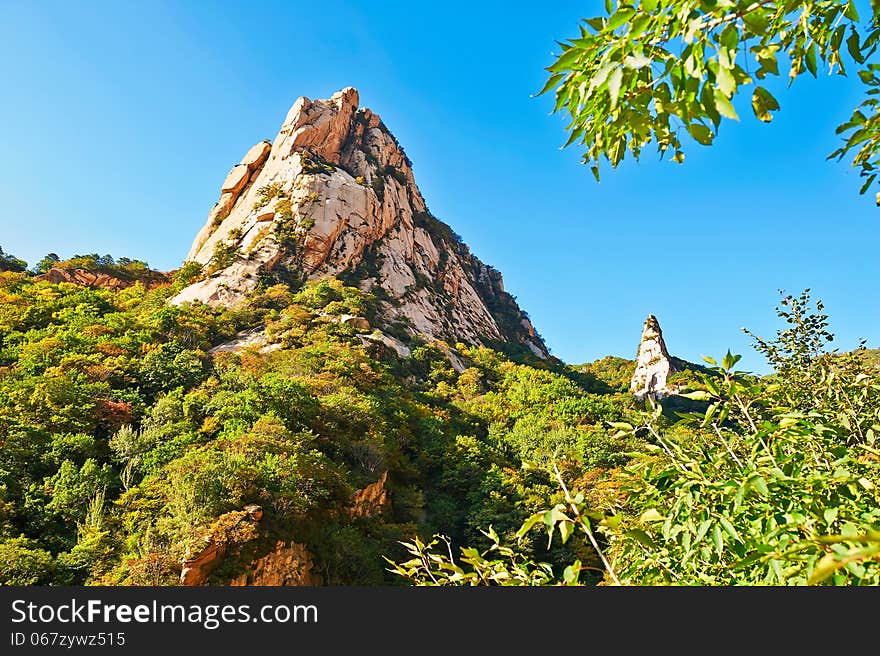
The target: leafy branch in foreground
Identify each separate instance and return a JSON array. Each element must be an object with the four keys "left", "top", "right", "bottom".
[
  {"left": 389, "top": 291, "right": 880, "bottom": 585},
  {"left": 388, "top": 466, "right": 622, "bottom": 586},
  {"left": 542, "top": 0, "right": 880, "bottom": 202}
]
